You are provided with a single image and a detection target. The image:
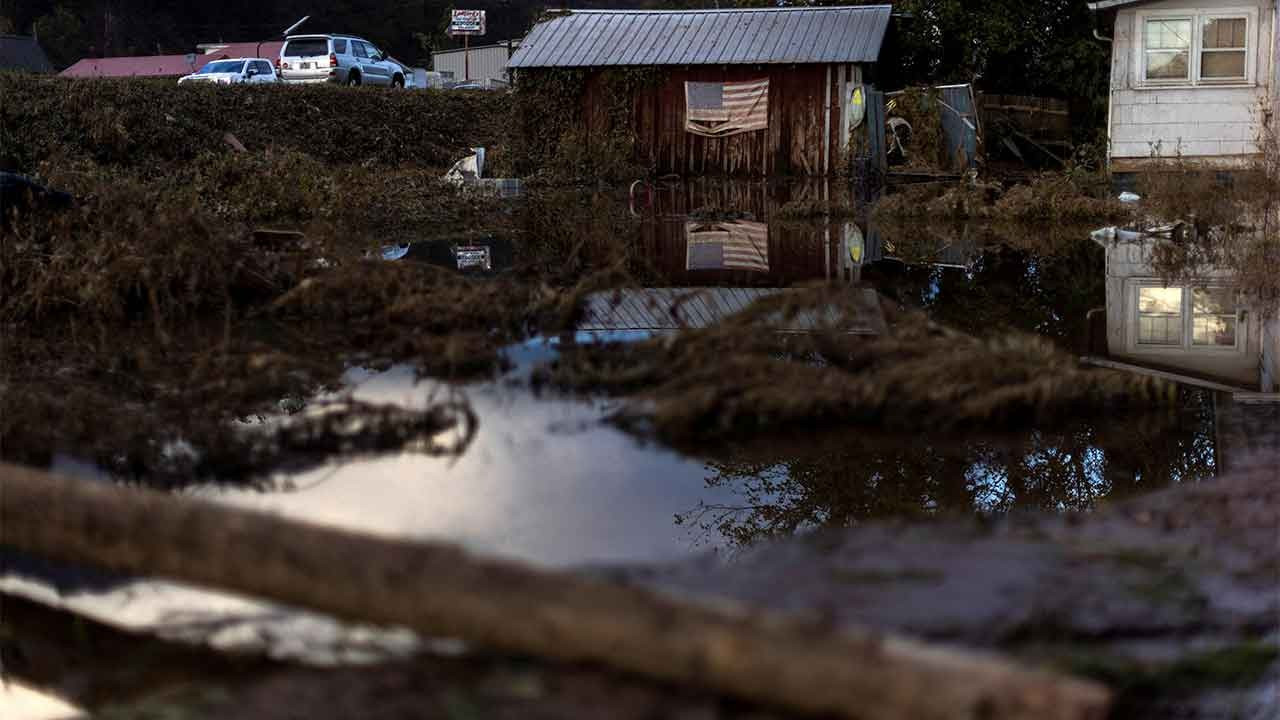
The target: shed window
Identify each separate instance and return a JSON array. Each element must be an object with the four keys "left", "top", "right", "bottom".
[
  {"left": 1201, "top": 17, "right": 1247, "bottom": 79},
  {"left": 1144, "top": 18, "right": 1191, "bottom": 81},
  {"left": 1138, "top": 287, "right": 1184, "bottom": 346}
]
